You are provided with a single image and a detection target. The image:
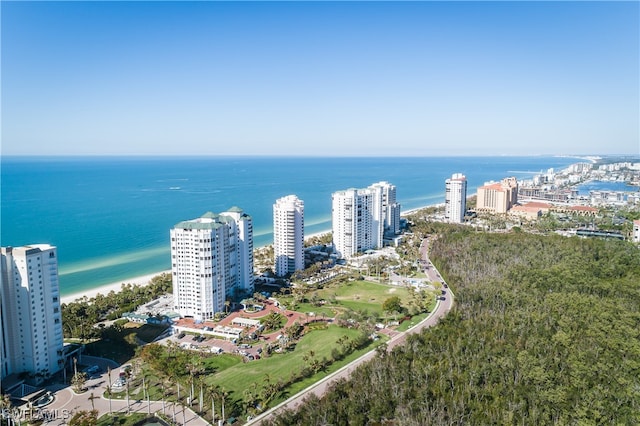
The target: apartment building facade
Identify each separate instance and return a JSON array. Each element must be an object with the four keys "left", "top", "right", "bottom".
[
  {"left": 445, "top": 173, "right": 467, "bottom": 223},
  {"left": 1, "top": 244, "right": 64, "bottom": 381},
  {"left": 273, "top": 195, "right": 305, "bottom": 277},
  {"left": 477, "top": 177, "right": 518, "bottom": 214},
  {"left": 332, "top": 182, "right": 400, "bottom": 259},
  {"left": 171, "top": 208, "right": 254, "bottom": 320}
]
